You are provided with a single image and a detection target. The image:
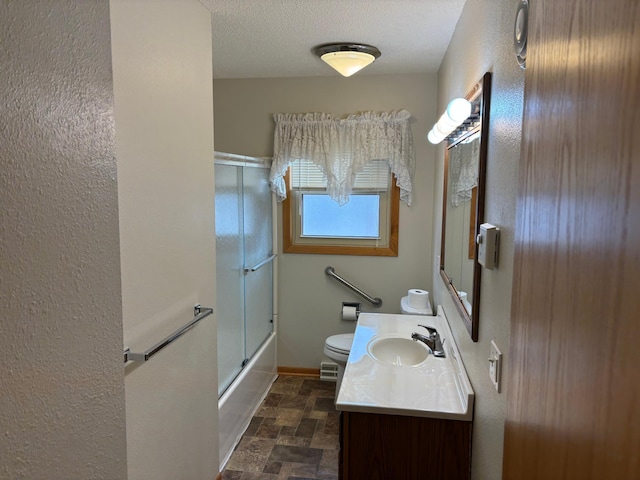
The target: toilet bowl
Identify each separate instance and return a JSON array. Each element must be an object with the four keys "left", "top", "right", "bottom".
[{"left": 324, "top": 292, "right": 432, "bottom": 400}]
